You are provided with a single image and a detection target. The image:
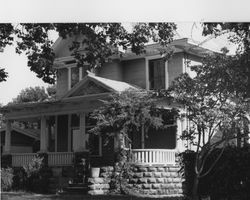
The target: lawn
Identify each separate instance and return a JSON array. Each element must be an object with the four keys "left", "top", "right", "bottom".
[{"left": 1, "top": 192, "right": 183, "bottom": 200}]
